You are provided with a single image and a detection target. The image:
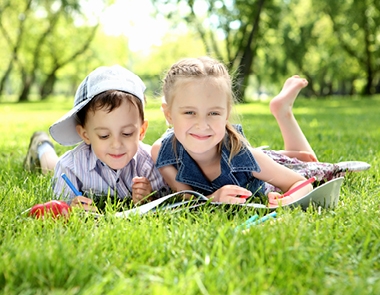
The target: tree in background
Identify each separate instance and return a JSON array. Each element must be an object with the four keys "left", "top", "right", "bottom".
[
  {"left": 131, "top": 31, "right": 207, "bottom": 98},
  {"left": 151, "top": 0, "right": 273, "bottom": 101},
  {"left": 151, "top": 0, "right": 380, "bottom": 99},
  {"left": 315, "top": 0, "right": 380, "bottom": 95},
  {"left": 1, "top": 0, "right": 379, "bottom": 102},
  {"left": 0, "top": 0, "right": 101, "bottom": 102},
  {"left": 256, "top": 0, "right": 361, "bottom": 97}
]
